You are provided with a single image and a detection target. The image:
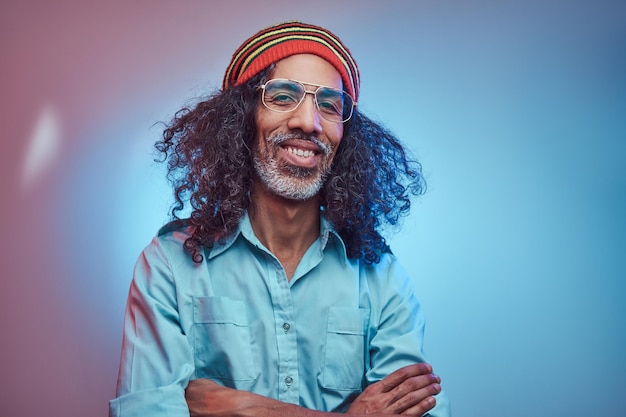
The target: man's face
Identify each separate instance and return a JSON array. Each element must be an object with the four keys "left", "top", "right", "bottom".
[{"left": 253, "top": 53, "right": 344, "bottom": 201}]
